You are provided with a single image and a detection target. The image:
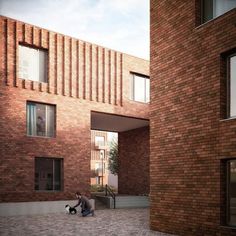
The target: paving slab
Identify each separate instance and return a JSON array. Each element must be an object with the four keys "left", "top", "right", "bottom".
[{"left": 0, "top": 208, "right": 175, "bottom": 236}]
